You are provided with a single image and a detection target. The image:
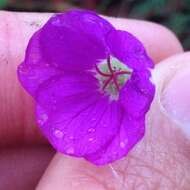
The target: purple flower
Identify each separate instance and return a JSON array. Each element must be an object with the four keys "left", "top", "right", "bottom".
[{"left": 18, "top": 10, "right": 155, "bottom": 165}]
